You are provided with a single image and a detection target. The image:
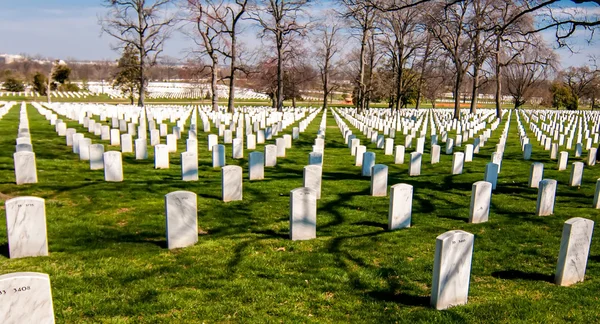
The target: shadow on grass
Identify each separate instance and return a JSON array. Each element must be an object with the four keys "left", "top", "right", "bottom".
[
  {"left": 491, "top": 269, "right": 554, "bottom": 282},
  {"left": 0, "top": 243, "right": 9, "bottom": 258},
  {"left": 352, "top": 220, "right": 387, "bottom": 230},
  {"left": 368, "top": 290, "right": 430, "bottom": 307}
]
